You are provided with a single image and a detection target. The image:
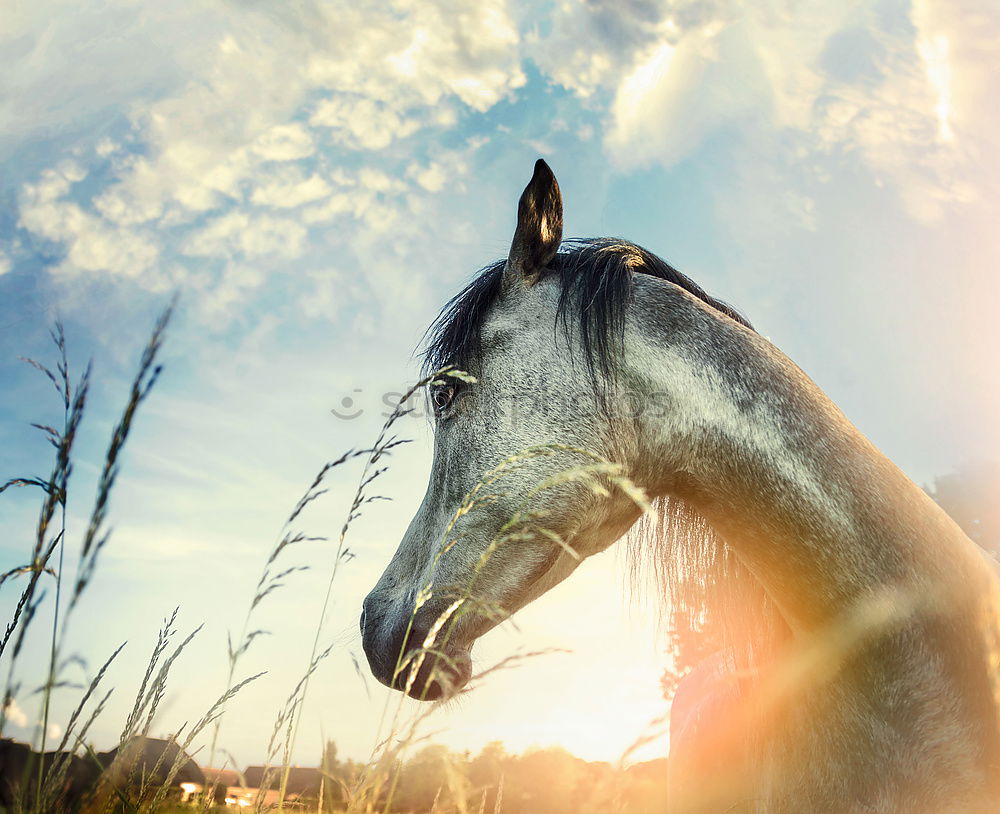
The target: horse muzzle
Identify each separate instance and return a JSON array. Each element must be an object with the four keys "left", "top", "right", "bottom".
[{"left": 360, "top": 592, "right": 473, "bottom": 701}]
